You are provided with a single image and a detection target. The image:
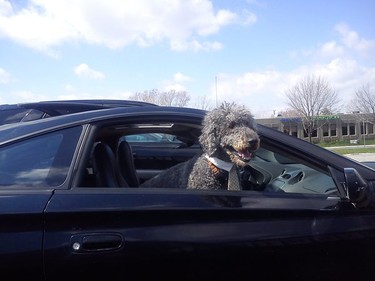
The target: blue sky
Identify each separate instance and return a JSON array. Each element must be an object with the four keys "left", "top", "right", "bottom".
[{"left": 0, "top": 0, "right": 374, "bottom": 117}]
